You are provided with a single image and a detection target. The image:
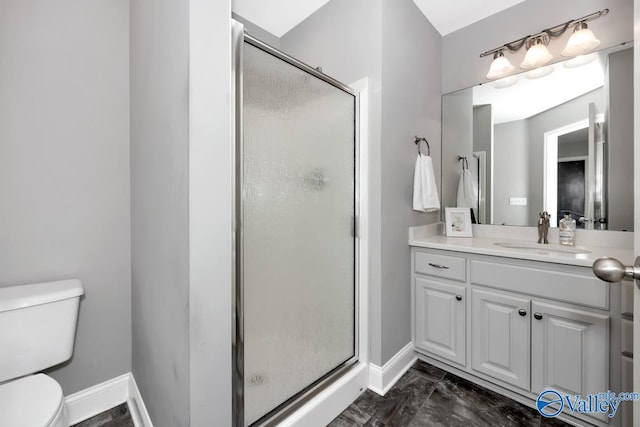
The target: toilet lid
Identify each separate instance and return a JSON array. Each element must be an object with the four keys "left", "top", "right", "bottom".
[{"left": 0, "top": 374, "right": 64, "bottom": 426}]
